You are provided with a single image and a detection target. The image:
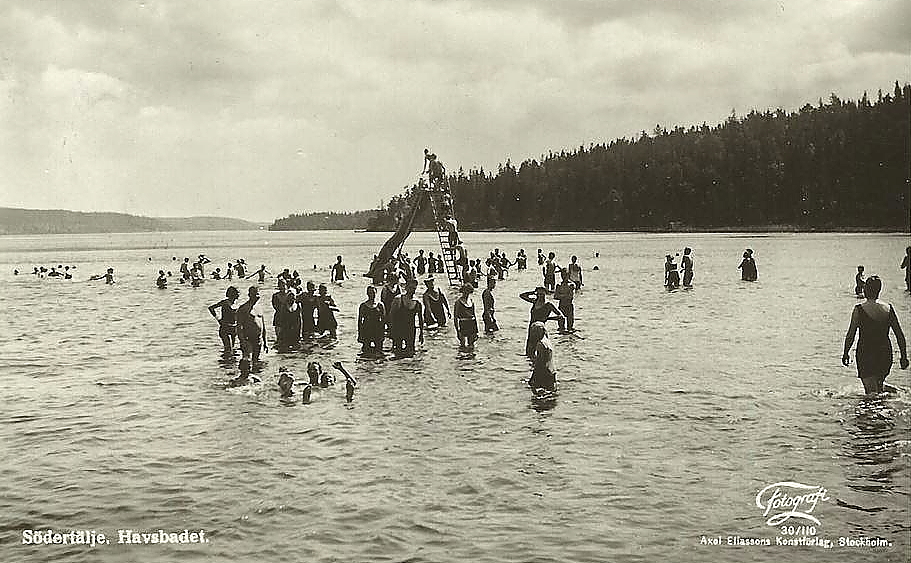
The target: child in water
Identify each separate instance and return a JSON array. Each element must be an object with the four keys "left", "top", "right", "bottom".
[{"left": 855, "top": 266, "right": 865, "bottom": 297}]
